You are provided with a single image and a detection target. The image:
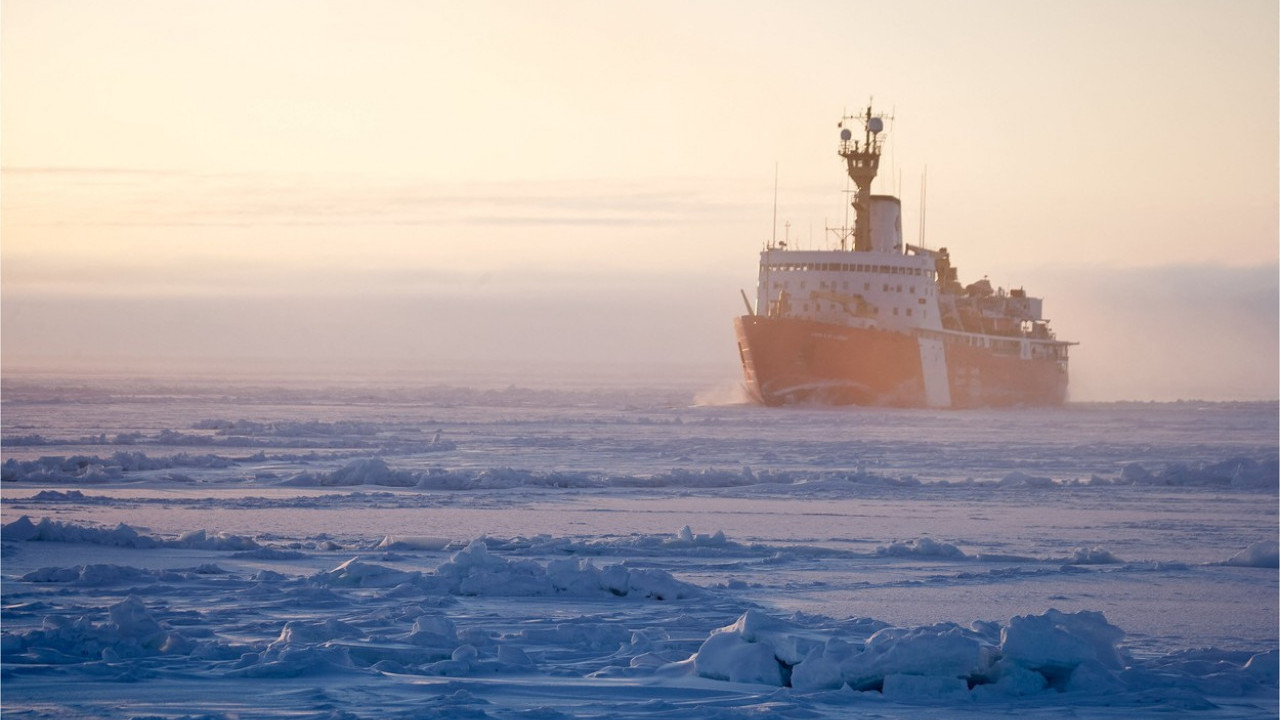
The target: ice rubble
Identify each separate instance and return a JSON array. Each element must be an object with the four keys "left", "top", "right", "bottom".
[
  {"left": 5, "top": 523, "right": 699, "bottom": 601},
  {"left": 2, "top": 515, "right": 259, "bottom": 550},
  {"left": 1224, "top": 539, "right": 1280, "bottom": 569},
  {"left": 5, "top": 450, "right": 1277, "bottom": 490},
  {"left": 875, "top": 537, "right": 968, "bottom": 559},
  {"left": 421, "top": 539, "right": 700, "bottom": 600},
  {"left": 1, "top": 519, "right": 1276, "bottom": 715},
  {"left": 688, "top": 607, "right": 1135, "bottom": 696},
  {"left": 20, "top": 563, "right": 228, "bottom": 586},
  {"left": 3, "top": 419, "right": 460, "bottom": 452},
  {"left": 285, "top": 458, "right": 420, "bottom": 487},
  {"left": 4, "top": 558, "right": 1274, "bottom": 707},
  {"left": 4, "top": 546, "right": 698, "bottom": 675},
  {"left": 870, "top": 537, "right": 1122, "bottom": 565},
  {"left": 5, "top": 596, "right": 208, "bottom": 665},
  {"left": 6, "top": 515, "right": 1272, "bottom": 577},
  {"left": 1, "top": 451, "right": 245, "bottom": 479}
]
